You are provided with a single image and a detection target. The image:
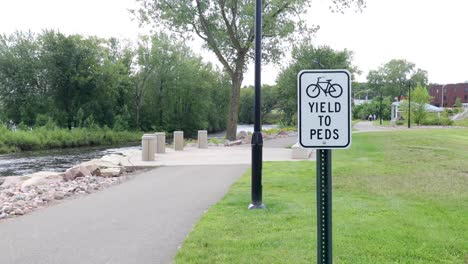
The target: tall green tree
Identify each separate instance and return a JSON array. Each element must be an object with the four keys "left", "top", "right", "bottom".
[
  {"left": 136, "top": 34, "right": 230, "bottom": 135},
  {"left": 367, "top": 69, "right": 384, "bottom": 97},
  {"left": 99, "top": 38, "right": 134, "bottom": 128},
  {"left": 0, "top": 31, "right": 229, "bottom": 134},
  {"left": 276, "top": 44, "right": 358, "bottom": 125},
  {"left": 0, "top": 31, "right": 48, "bottom": 125},
  {"left": 41, "top": 32, "right": 104, "bottom": 129},
  {"left": 367, "top": 59, "right": 428, "bottom": 101},
  {"left": 410, "top": 84, "right": 431, "bottom": 125},
  {"left": 239, "top": 84, "right": 278, "bottom": 124},
  {"left": 238, "top": 87, "right": 255, "bottom": 124},
  {"left": 132, "top": 0, "right": 365, "bottom": 140}
]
